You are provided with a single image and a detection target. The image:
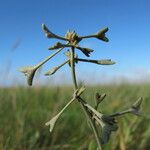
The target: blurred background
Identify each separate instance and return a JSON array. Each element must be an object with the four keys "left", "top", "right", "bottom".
[{"left": 0, "top": 0, "right": 150, "bottom": 149}]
